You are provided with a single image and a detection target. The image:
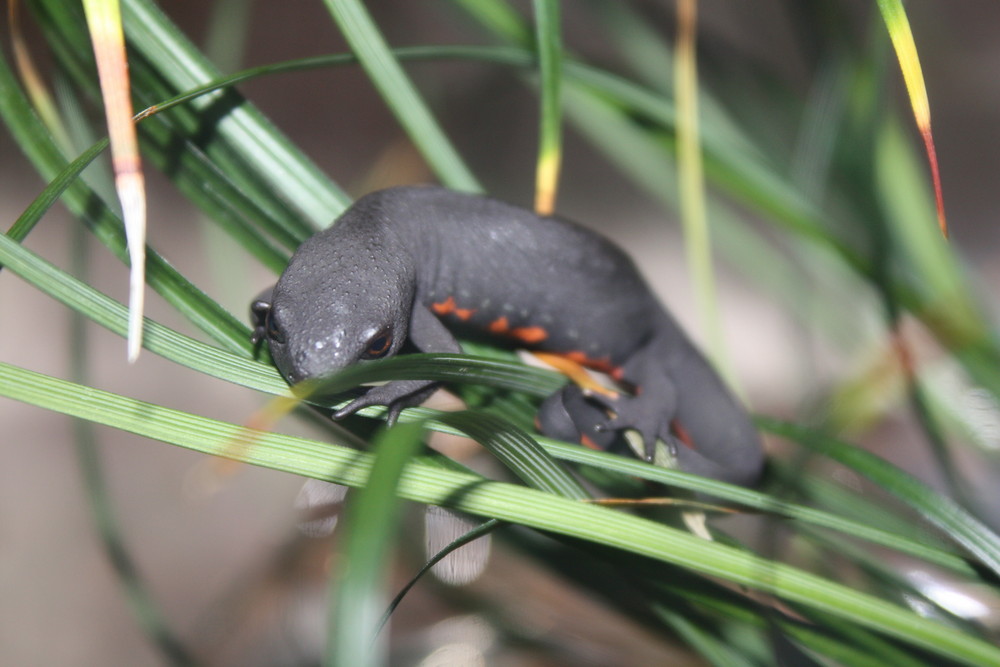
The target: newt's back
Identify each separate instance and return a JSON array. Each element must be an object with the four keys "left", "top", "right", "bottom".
[{"left": 351, "top": 186, "right": 673, "bottom": 366}]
